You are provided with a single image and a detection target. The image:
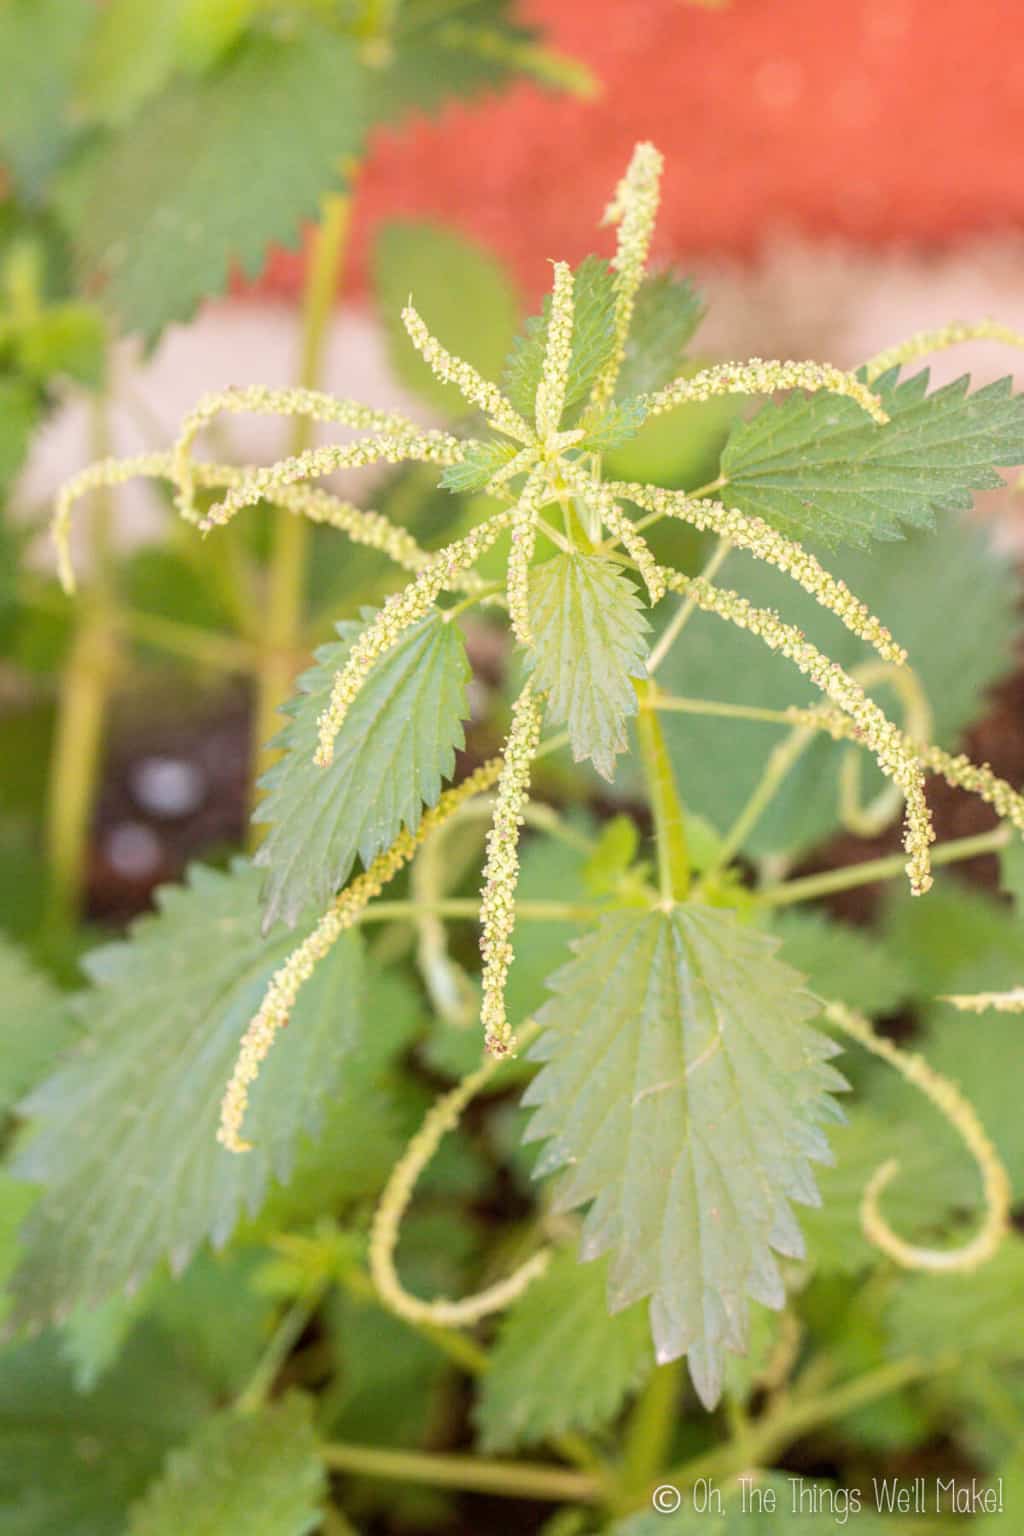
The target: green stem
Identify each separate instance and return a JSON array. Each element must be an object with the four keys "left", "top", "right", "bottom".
[
  {"left": 635, "top": 680, "right": 690, "bottom": 902},
  {"left": 758, "top": 825, "right": 1011, "bottom": 909},
  {"left": 655, "top": 1354, "right": 952, "bottom": 1508},
  {"left": 701, "top": 720, "right": 818, "bottom": 884},
  {"left": 320, "top": 1442, "right": 601, "bottom": 1504},
  {"left": 620, "top": 1360, "right": 684, "bottom": 1500},
  {"left": 357, "top": 898, "right": 603, "bottom": 924},
  {"left": 251, "top": 190, "right": 352, "bottom": 825},
  {"left": 44, "top": 396, "right": 118, "bottom": 933},
  {"left": 236, "top": 1289, "right": 323, "bottom": 1414},
  {"left": 649, "top": 695, "right": 813, "bottom": 726},
  {"left": 646, "top": 537, "right": 731, "bottom": 675}
]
